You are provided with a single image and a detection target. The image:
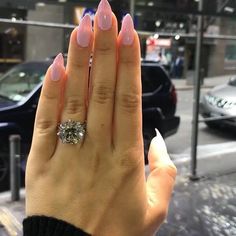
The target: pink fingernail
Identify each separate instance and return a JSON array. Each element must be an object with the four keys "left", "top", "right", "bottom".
[
  {"left": 77, "top": 14, "right": 92, "bottom": 47},
  {"left": 120, "top": 14, "right": 134, "bottom": 45},
  {"left": 51, "top": 53, "right": 64, "bottom": 81},
  {"left": 97, "top": 0, "right": 112, "bottom": 31}
]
